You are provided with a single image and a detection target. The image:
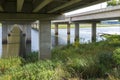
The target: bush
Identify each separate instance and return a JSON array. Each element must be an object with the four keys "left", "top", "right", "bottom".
[
  {"left": 0, "top": 57, "right": 22, "bottom": 74},
  {"left": 113, "top": 48, "right": 120, "bottom": 65},
  {"left": 97, "top": 52, "right": 114, "bottom": 76}
]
